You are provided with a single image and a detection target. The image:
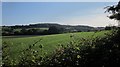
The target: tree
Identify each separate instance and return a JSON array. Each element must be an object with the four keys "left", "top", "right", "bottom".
[
  {"left": 2, "top": 27, "right": 14, "bottom": 35},
  {"left": 105, "top": 1, "right": 120, "bottom": 27},
  {"left": 27, "top": 29, "right": 38, "bottom": 35},
  {"left": 20, "top": 28, "right": 28, "bottom": 35},
  {"left": 48, "top": 26, "right": 60, "bottom": 34}
]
